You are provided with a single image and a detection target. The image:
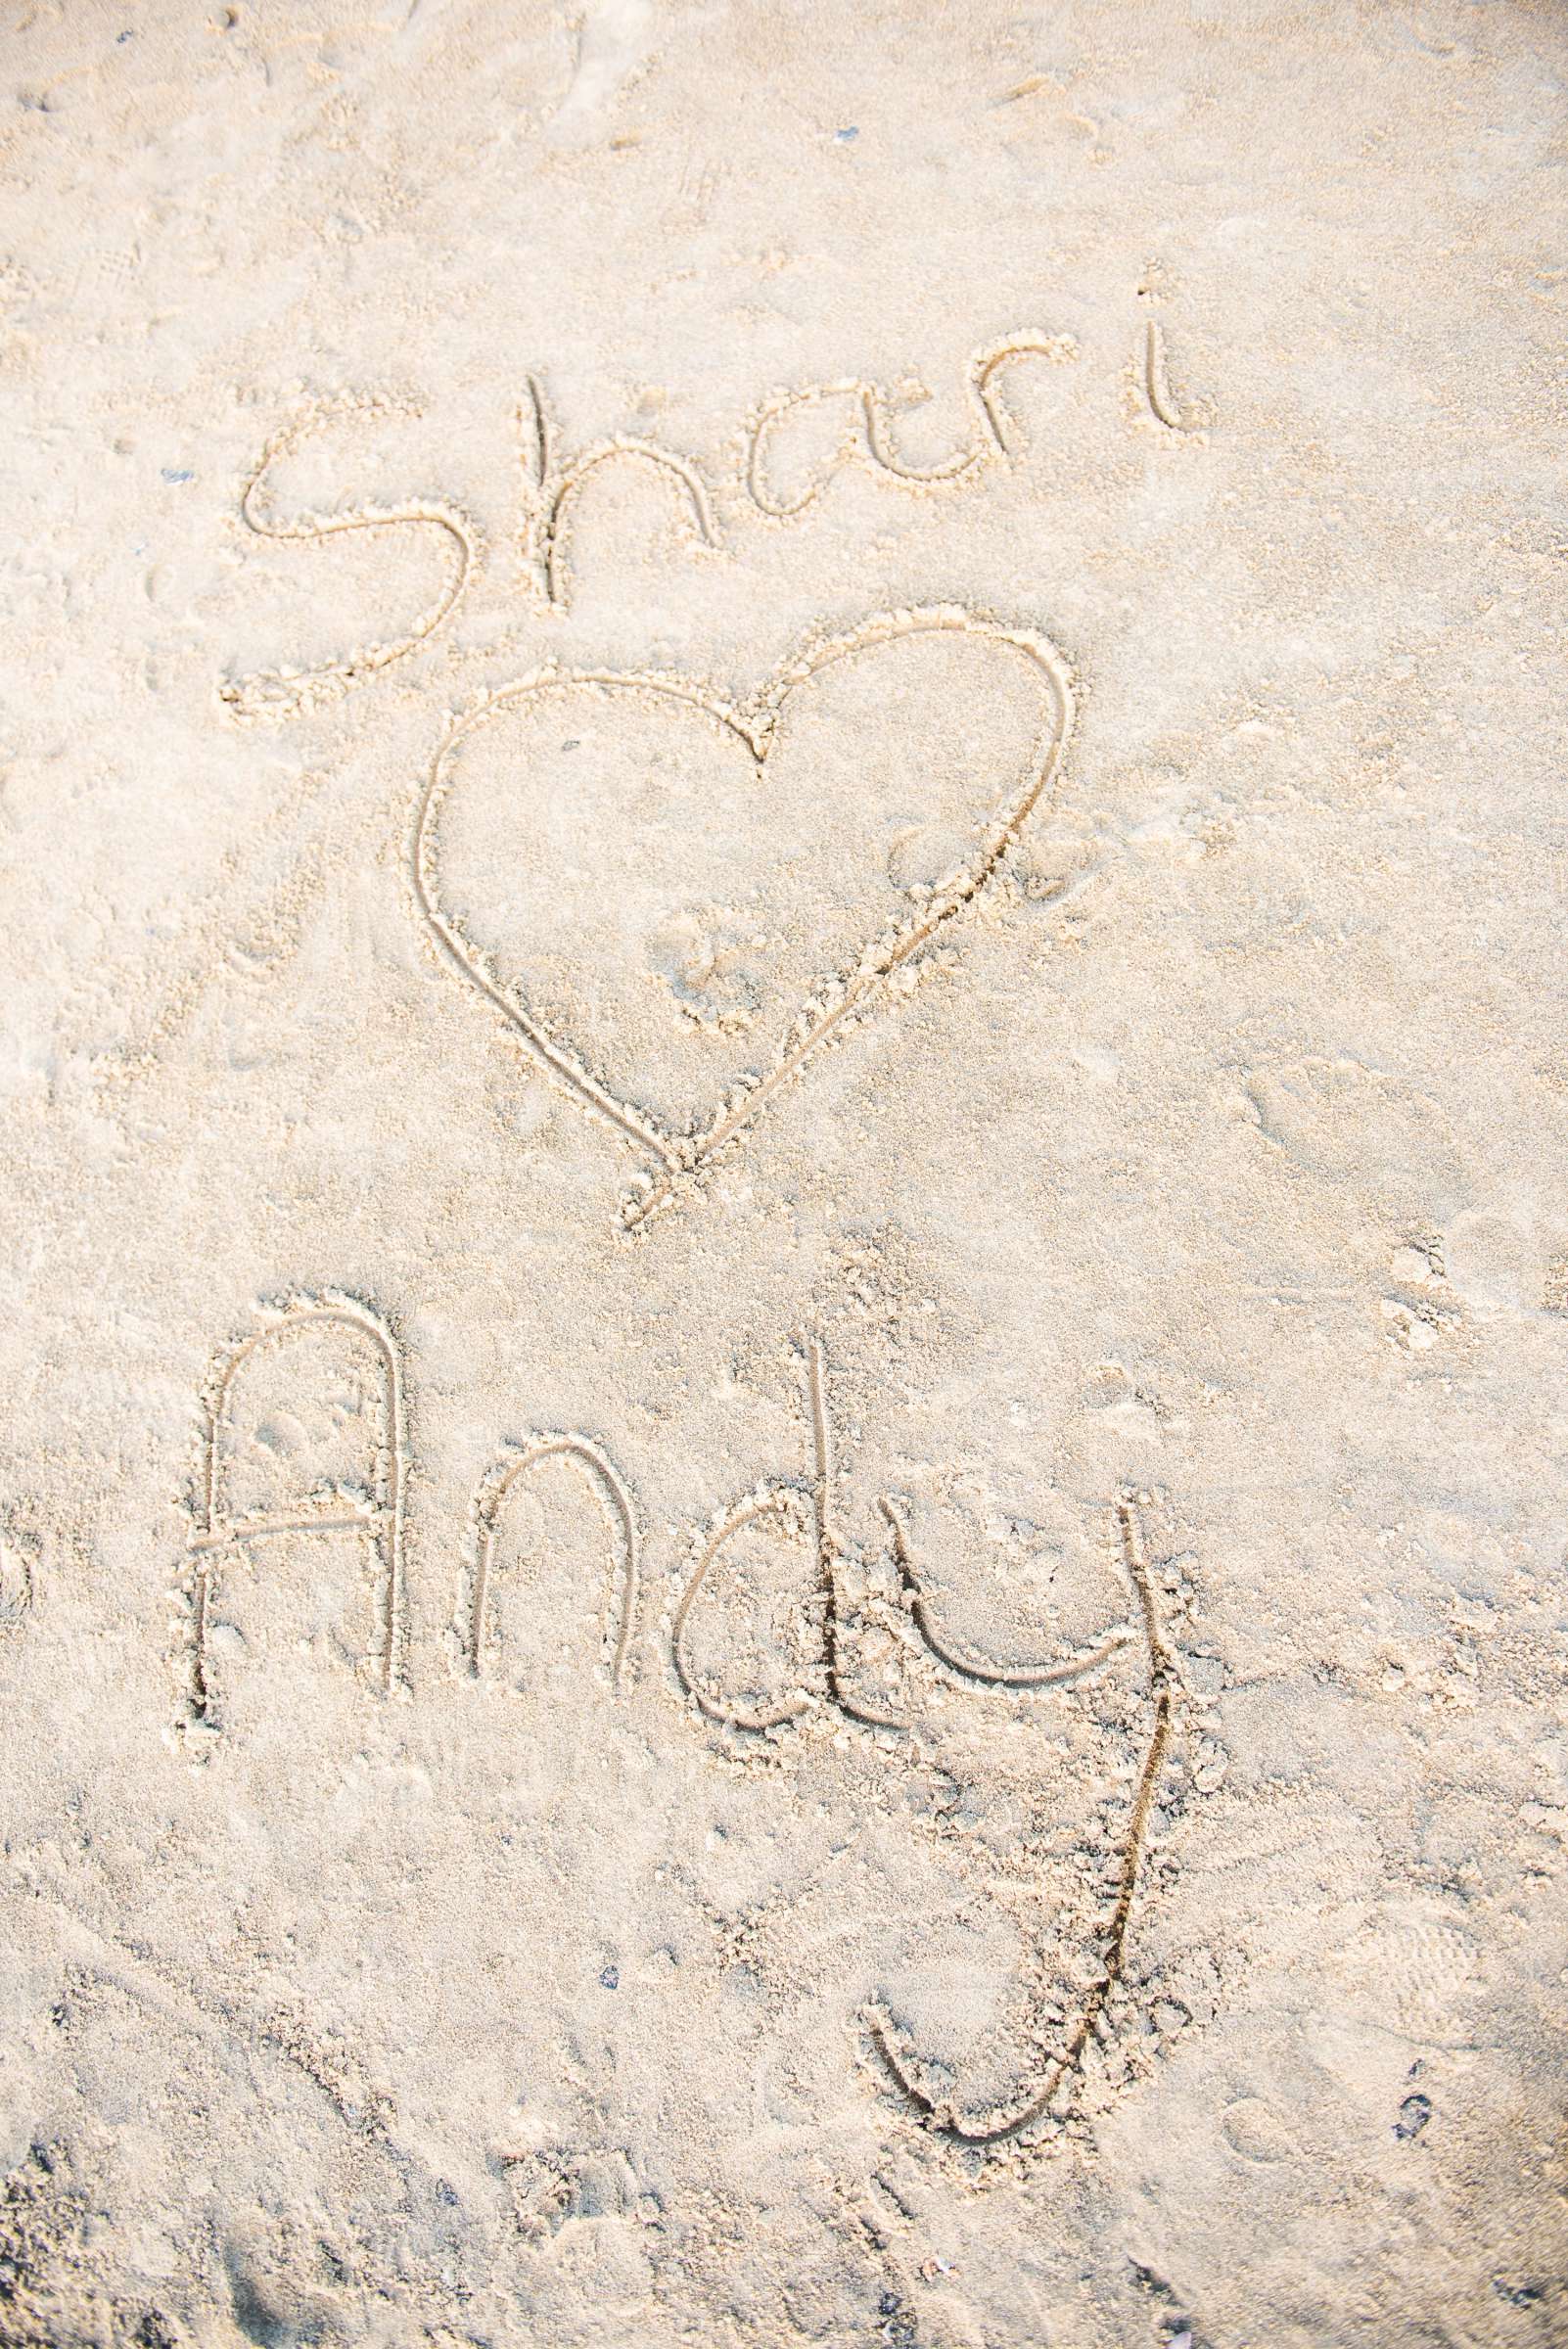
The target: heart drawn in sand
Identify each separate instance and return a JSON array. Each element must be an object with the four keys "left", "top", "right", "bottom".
[{"left": 411, "top": 605, "right": 1074, "bottom": 1227}]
